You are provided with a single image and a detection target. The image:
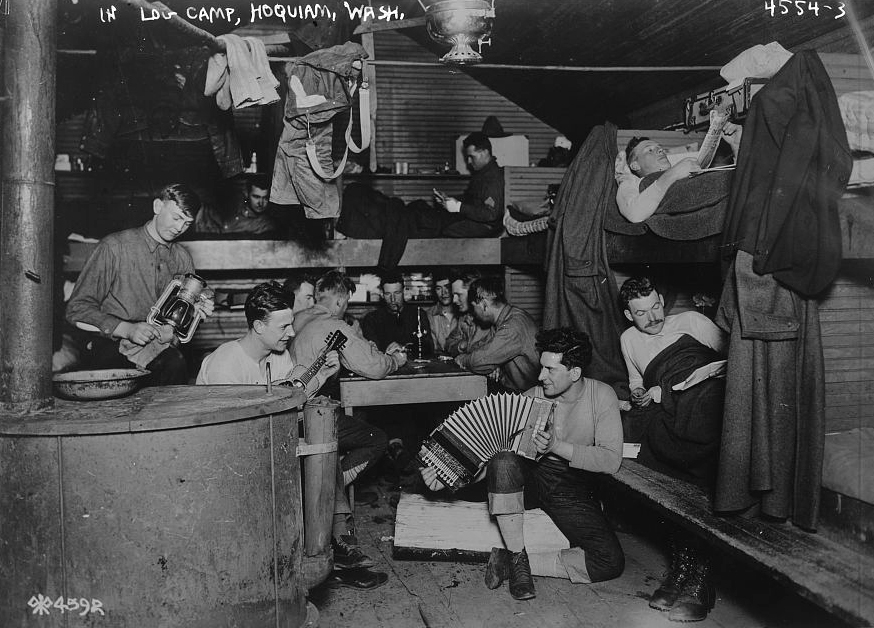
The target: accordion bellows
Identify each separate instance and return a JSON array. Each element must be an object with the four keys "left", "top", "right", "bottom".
[{"left": 419, "top": 393, "right": 557, "bottom": 490}]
